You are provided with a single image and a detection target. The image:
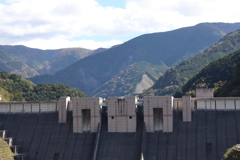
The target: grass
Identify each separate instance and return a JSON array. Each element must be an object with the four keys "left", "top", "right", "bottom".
[{"left": 0, "top": 138, "right": 14, "bottom": 160}]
